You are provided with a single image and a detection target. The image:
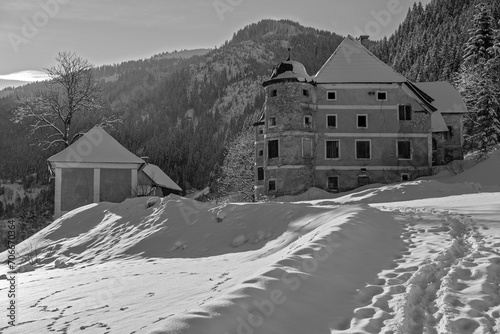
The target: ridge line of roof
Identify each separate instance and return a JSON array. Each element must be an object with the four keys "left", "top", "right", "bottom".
[{"left": 313, "top": 35, "right": 407, "bottom": 83}]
